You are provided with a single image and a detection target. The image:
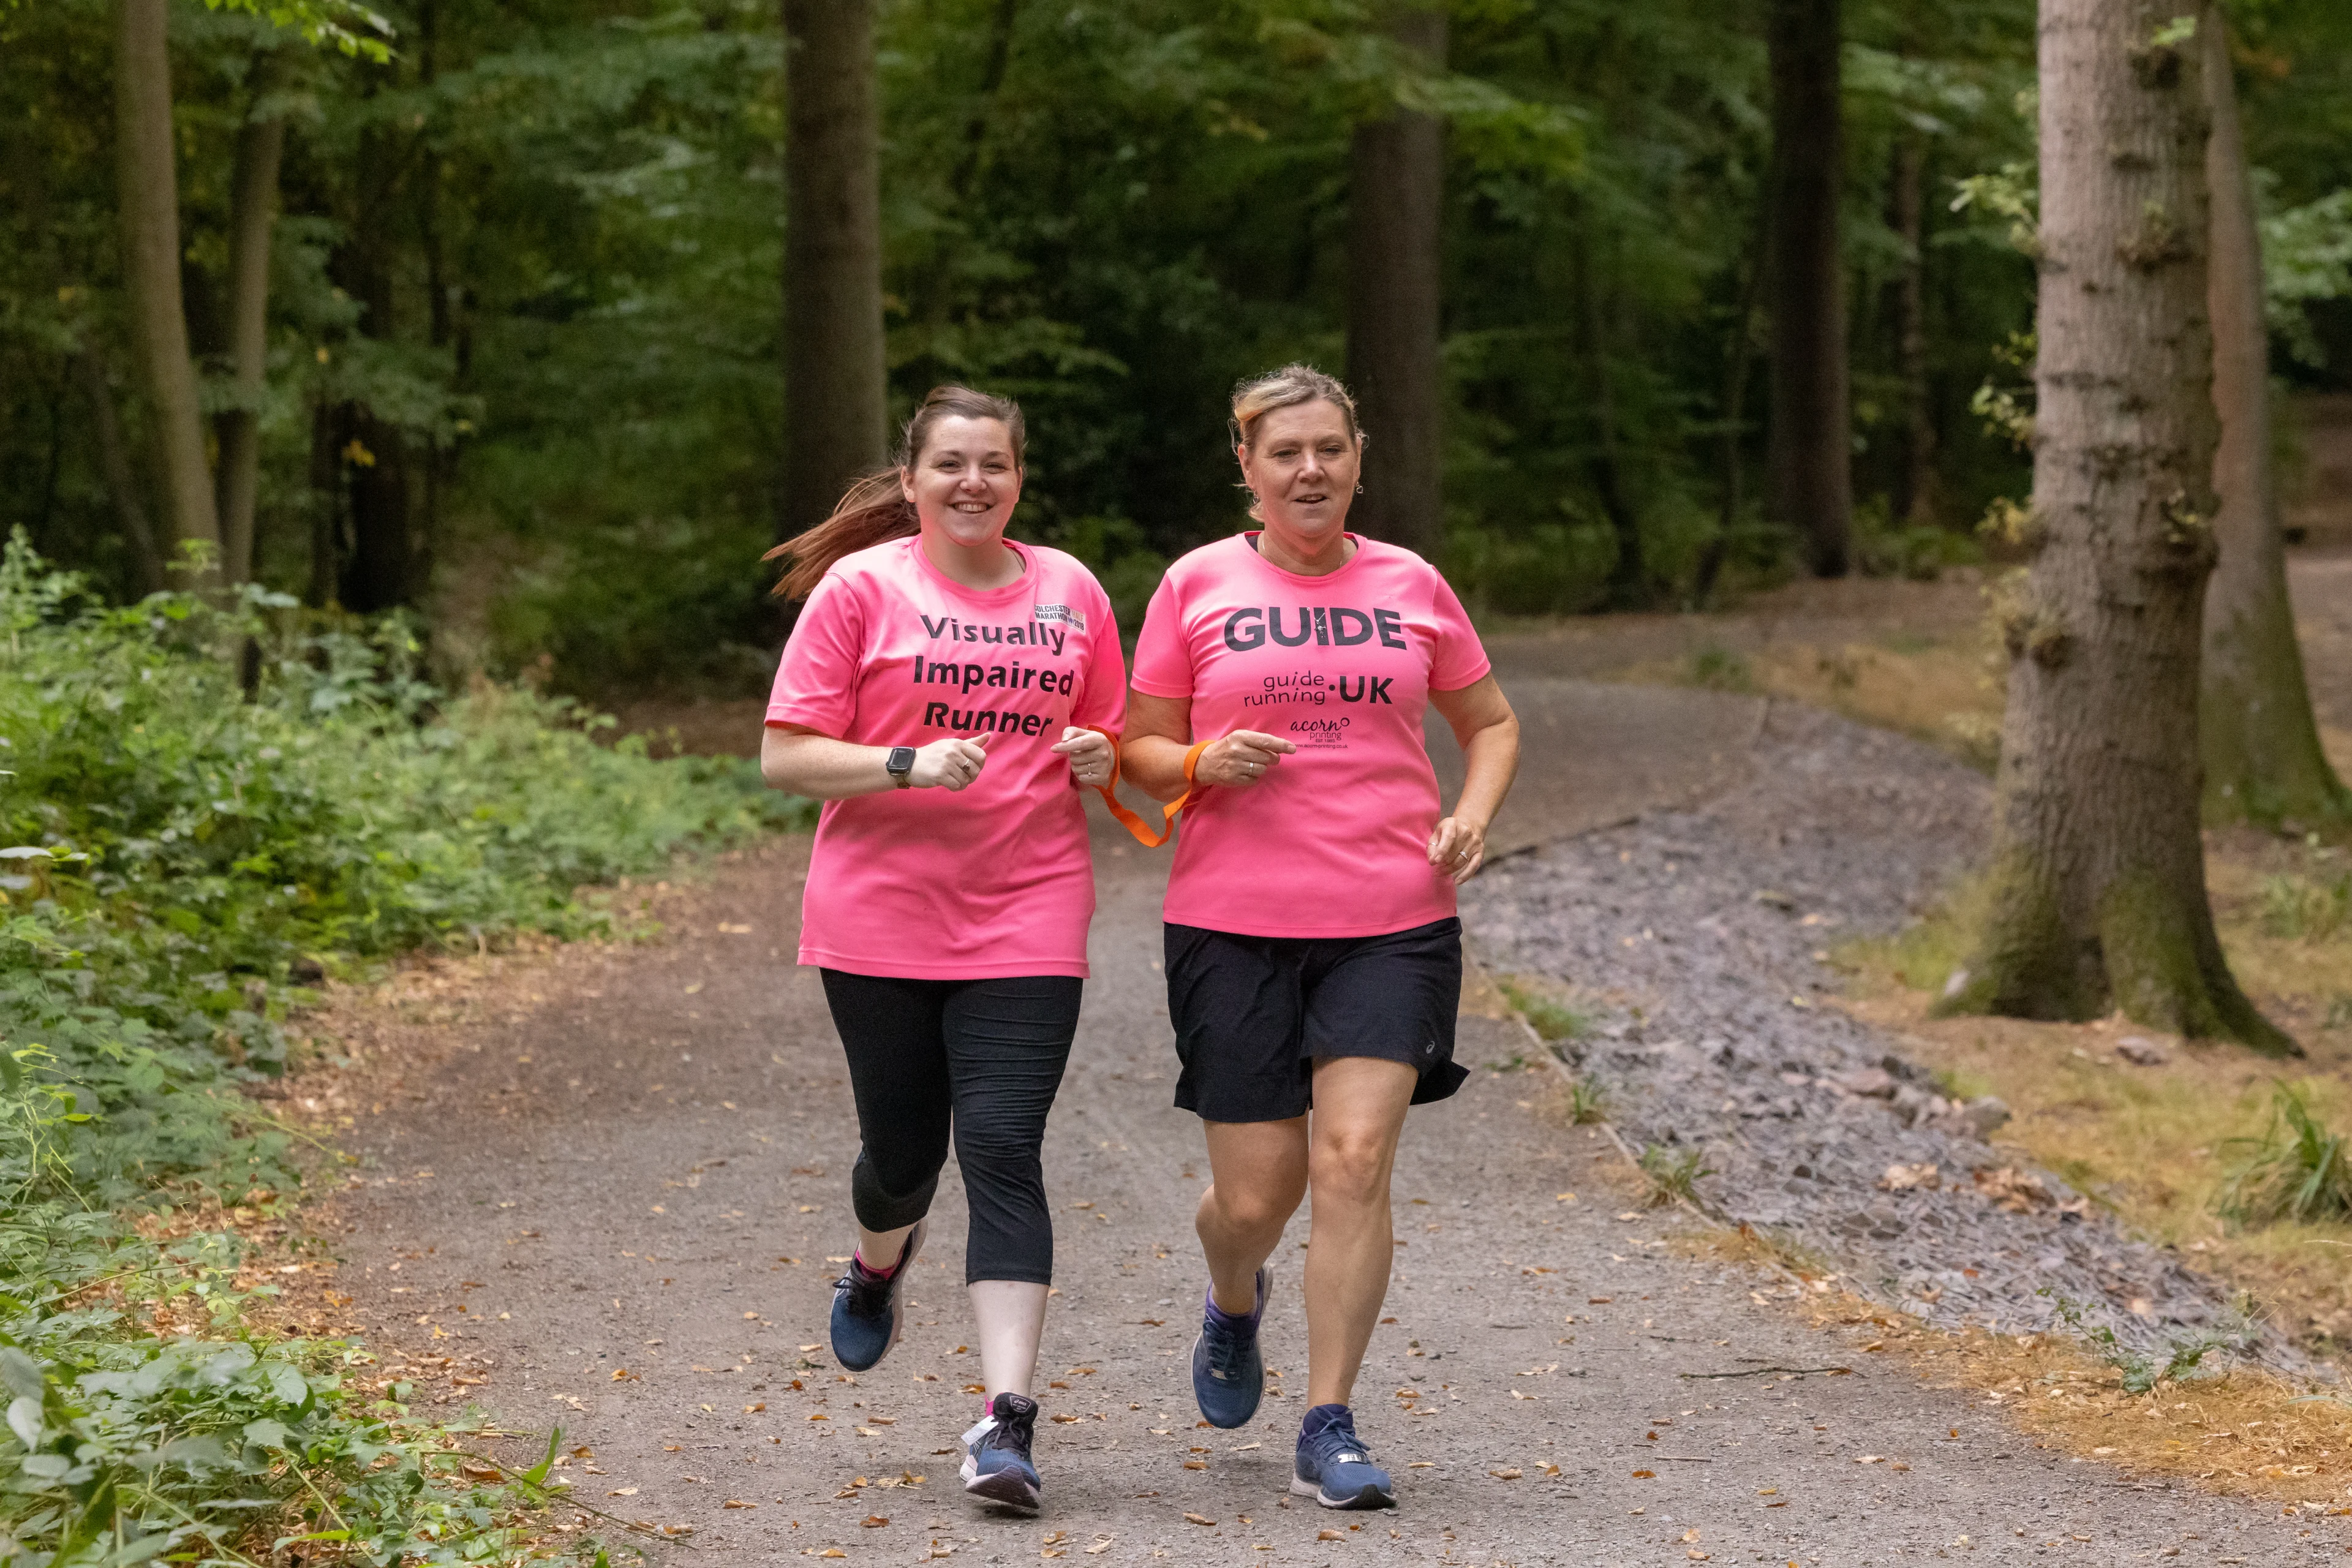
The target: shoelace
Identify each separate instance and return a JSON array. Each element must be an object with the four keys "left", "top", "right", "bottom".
[
  {"left": 1203, "top": 1315, "right": 1257, "bottom": 1381},
  {"left": 837, "top": 1261, "right": 895, "bottom": 1318}
]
